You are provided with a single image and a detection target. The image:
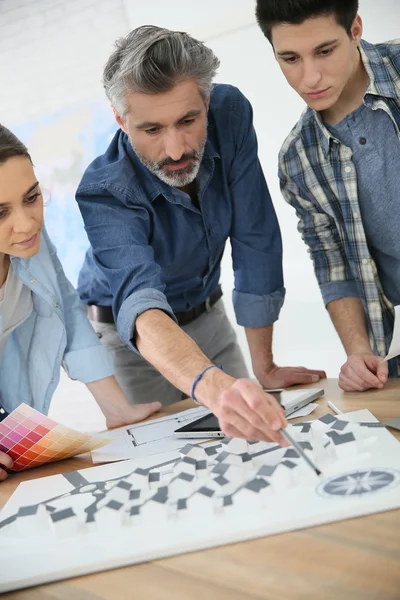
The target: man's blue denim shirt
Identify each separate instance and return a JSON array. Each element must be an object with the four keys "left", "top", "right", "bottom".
[{"left": 77, "top": 84, "right": 285, "bottom": 352}]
